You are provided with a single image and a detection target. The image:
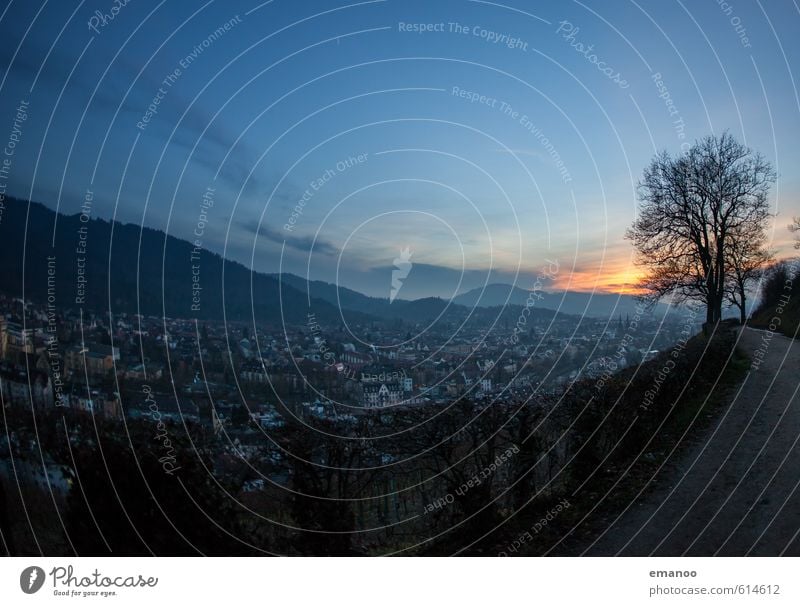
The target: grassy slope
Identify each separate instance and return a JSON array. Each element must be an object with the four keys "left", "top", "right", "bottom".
[
  {"left": 466, "top": 322, "right": 749, "bottom": 555},
  {"left": 749, "top": 297, "right": 800, "bottom": 339}
]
